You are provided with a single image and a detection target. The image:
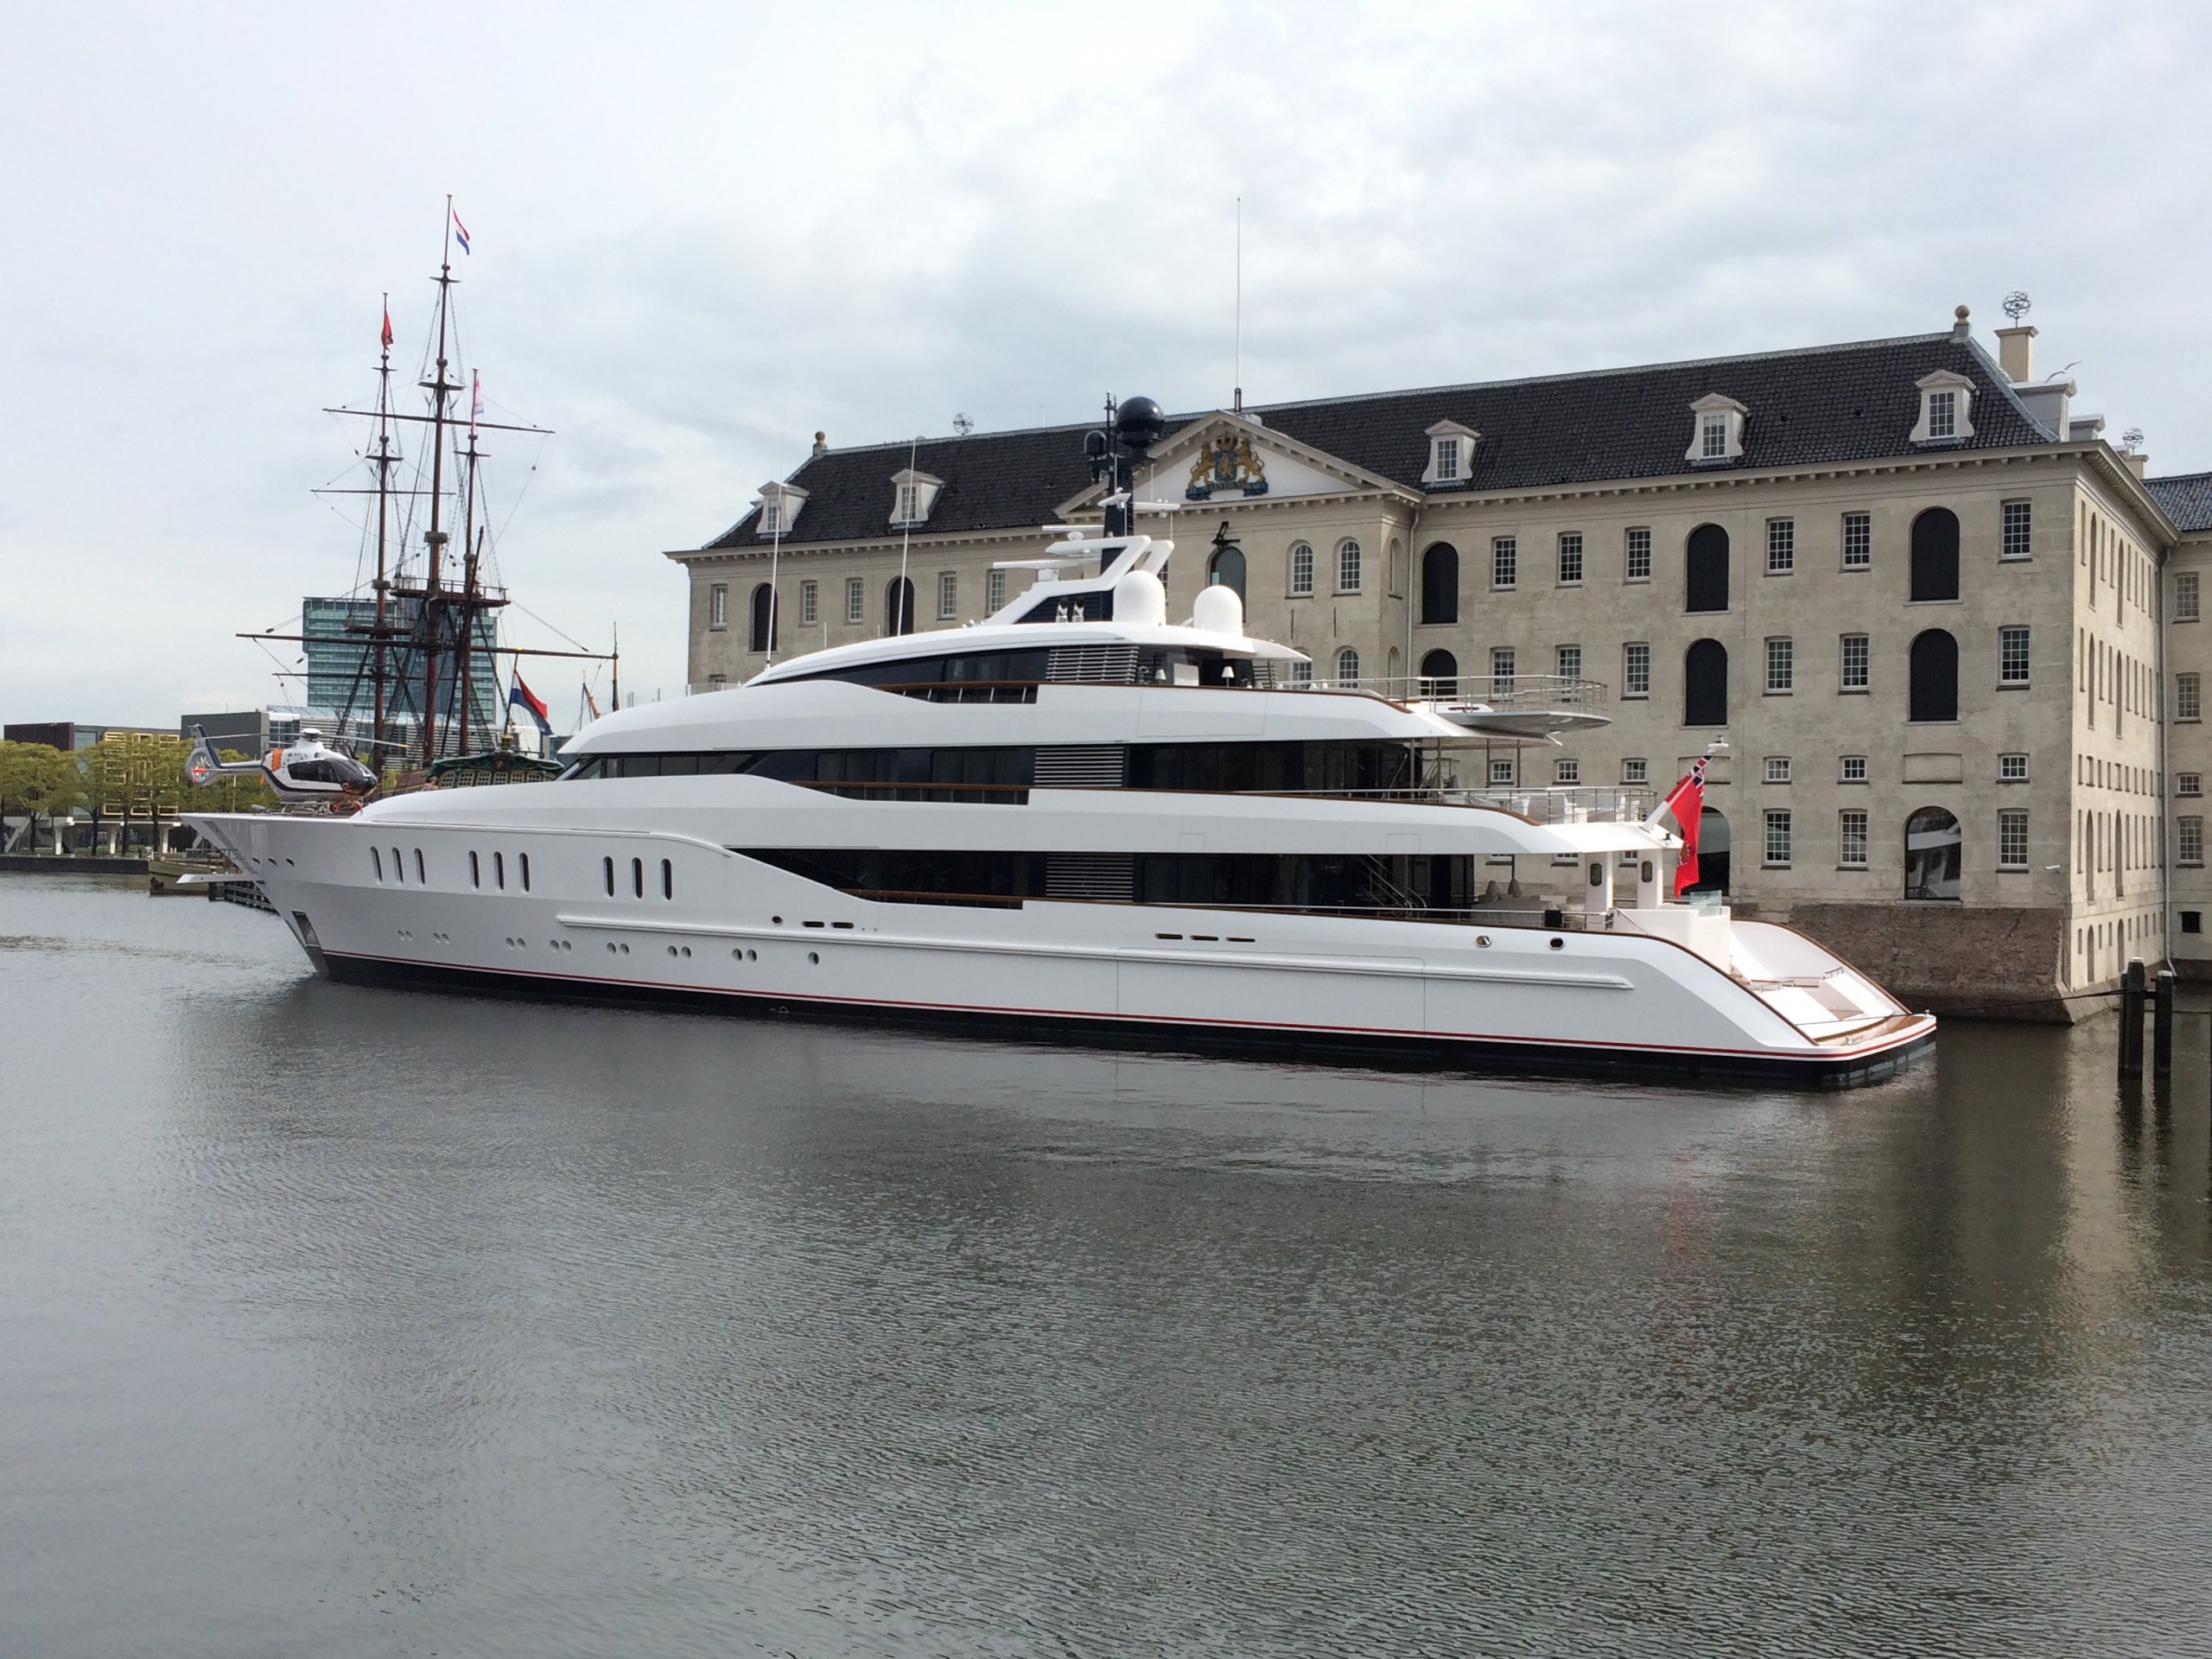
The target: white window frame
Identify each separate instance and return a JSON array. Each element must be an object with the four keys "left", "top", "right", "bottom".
[
  {"left": 938, "top": 570, "right": 958, "bottom": 620},
  {"left": 1557, "top": 532, "right": 1584, "bottom": 586},
  {"left": 1623, "top": 641, "right": 1651, "bottom": 698},
  {"left": 1336, "top": 540, "right": 1363, "bottom": 594},
  {"left": 2178, "top": 772, "right": 2203, "bottom": 798},
  {"left": 1910, "top": 370, "right": 1976, "bottom": 444},
  {"left": 1998, "top": 810, "right": 2030, "bottom": 870},
  {"left": 1491, "top": 648, "right": 1516, "bottom": 697},
  {"left": 1763, "top": 809, "right": 1793, "bottom": 868},
  {"left": 1840, "top": 755, "right": 1869, "bottom": 784},
  {"left": 1334, "top": 647, "right": 1361, "bottom": 684},
  {"left": 1839, "top": 809, "right": 1870, "bottom": 868},
  {"left": 1556, "top": 645, "right": 1581, "bottom": 683},
  {"left": 1421, "top": 420, "right": 1479, "bottom": 486},
  {"left": 1554, "top": 758, "right": 1580, "bottom": 785},
  {"left": 1841, "top": 512, "right": 1872, "bottom": 569},
  {"left": 1685, "top": 393, "right": 1747, "bottom": 463},
  {"left": 1999, "top": 626, "right": 2031, "bottom": 686},
  {"left": 2177, "top": 570, "right": 2201, "bottom": 621},
  {"left": 1840, "top": 632, "right": 1869, "bottom": 692},
  {"left": 1621, "top": 758, "right": 1649, "bottom": 785},
  {"left": 1288, "top": 542, "right": 1315, "bottom": 596},
  {"left": 709, "top": 582, "right": 728, "bottom": 630},
  {"left": 1625, "top": 526, "right": 1652, "bottom": 582},
  {"left": 2183, "top": 817, "right": 2205, "bottom": 867},
  {"left": 798, "top": 579, "right": 817, "bottom": 626},
  {"left": 1489, "top": 757, "right": 1516, "bottom": 787},
  {"left": 1765, "top": 636, "right": 1795, "bottom": 694},
  {"left": 2000, "top": 500, "right": 2033, "bottom": 561},
  {"left": 845, "top": 576, "right": 865, "bottom": 625},
  {"left": 1999, "top": 752, "right": 2029, "bottom": 782},
  {"left": 1764, "top": 756, "right": 1792, "bottom": 785},
  {"left": 887, "top": 467, "right": 942, "bottom": 529},
  {"left": 2178, "top": 672, "right": 2200, "bottom": 721},
  {"left": 1491, "top": 537, "right": 1517, "bottom": 590},
  {"left": 1766, "top": 518, "right": 1796, "bottom": 575}
]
